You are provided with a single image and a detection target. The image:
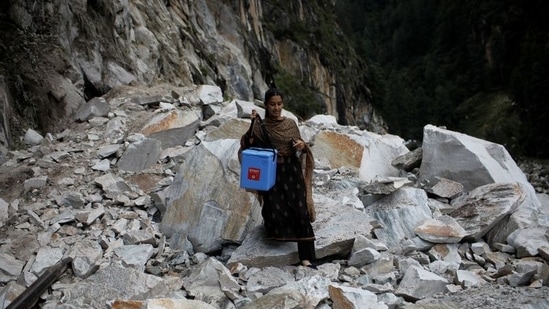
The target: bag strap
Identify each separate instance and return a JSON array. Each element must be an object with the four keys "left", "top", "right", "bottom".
[
  {"left": 257, "top": 117, "right": 275, "bottom": 149},
  {"left": 249, "top": 115, "right": 276, "bottom": 161},
  {"left": 247, "top": 114, "right": 274, "bottom": 149}
]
